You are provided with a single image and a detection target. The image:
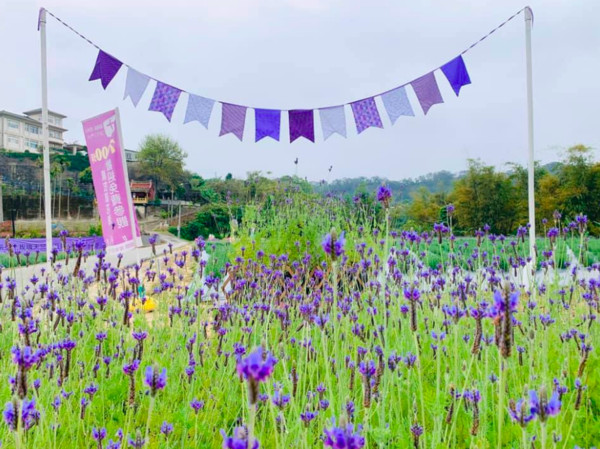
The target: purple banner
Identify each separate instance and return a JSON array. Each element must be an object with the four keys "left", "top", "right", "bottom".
[
  {"left": 441, "top": 55, "right": 471, "bottom": 96},
  {"left": 350, "top": 97, "right": 383, "bottom": 134},
  {"left": 289, "top": 110, "right": 315, "bottom": 143},
  {"left": 255, "top": 108, "right": 281, "bottom": 142},
  {"left": 0, "top": 237, "right": 105, "bottom": 254},
  {"left": 82, "top": 109, "right": 142, "bottom": 253},
  {"left": 89, "top": 50, "right": 123, "bottom": 90}
]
